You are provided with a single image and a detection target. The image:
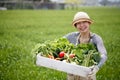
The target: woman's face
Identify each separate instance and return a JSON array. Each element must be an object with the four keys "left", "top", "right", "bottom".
[{"left": 76, "top": 21, "right": 90, "bottom": 33}]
